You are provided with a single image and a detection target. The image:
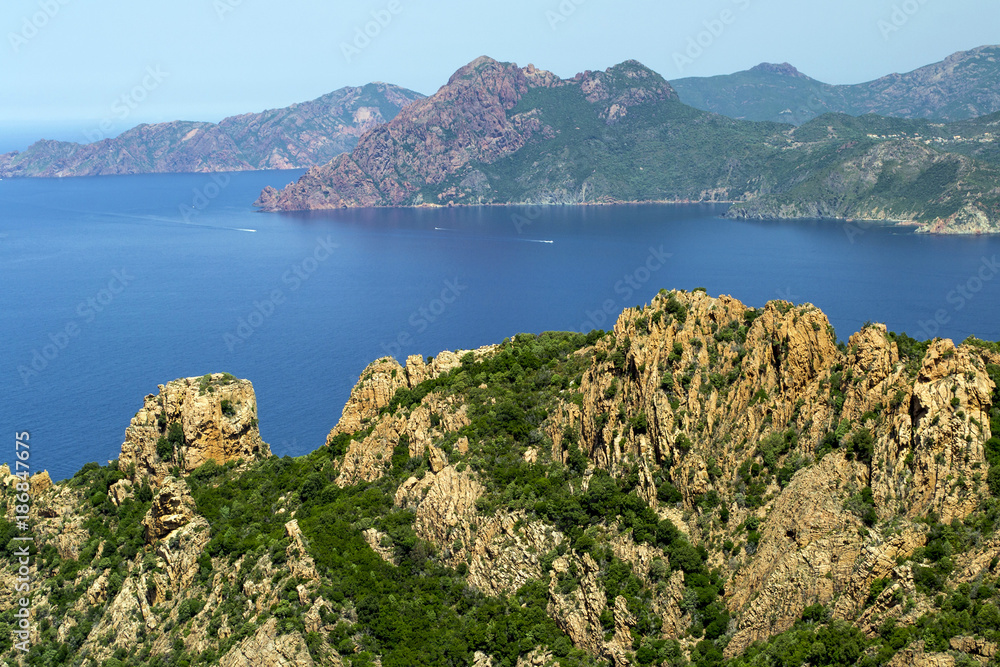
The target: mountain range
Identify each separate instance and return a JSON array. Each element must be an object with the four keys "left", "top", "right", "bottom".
[
  {"left": 257, "top": 56, "right": 1000, "bottom": 235},
  {"left": 5, "top": 48, "right": 1000, "bottom": 234},
  {"left": 0, "top": 83, "right": 424, "bottom": 177},
  {"left": 671, "top": 45, "right": 1000, "bottom": 125}
]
